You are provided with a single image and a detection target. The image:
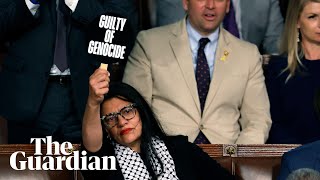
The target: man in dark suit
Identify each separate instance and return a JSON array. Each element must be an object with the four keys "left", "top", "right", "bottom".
[
  {"left": 278, "top": 140, "right": 320, "bottom": 180},
  {"left": 0, "top": 0, "right": 135, "bottom": 143}
]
